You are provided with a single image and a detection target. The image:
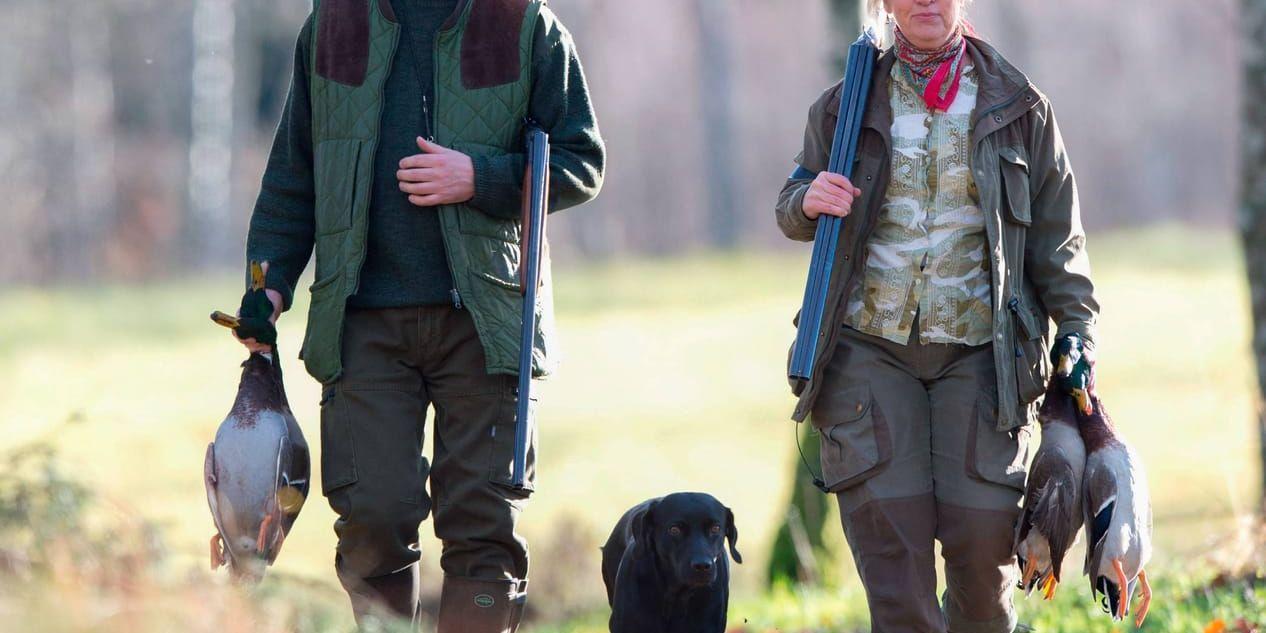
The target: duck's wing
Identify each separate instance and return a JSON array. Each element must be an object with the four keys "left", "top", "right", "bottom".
[{"left": 1029, "top": 461, "right": 1082, "bottom": 582}]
